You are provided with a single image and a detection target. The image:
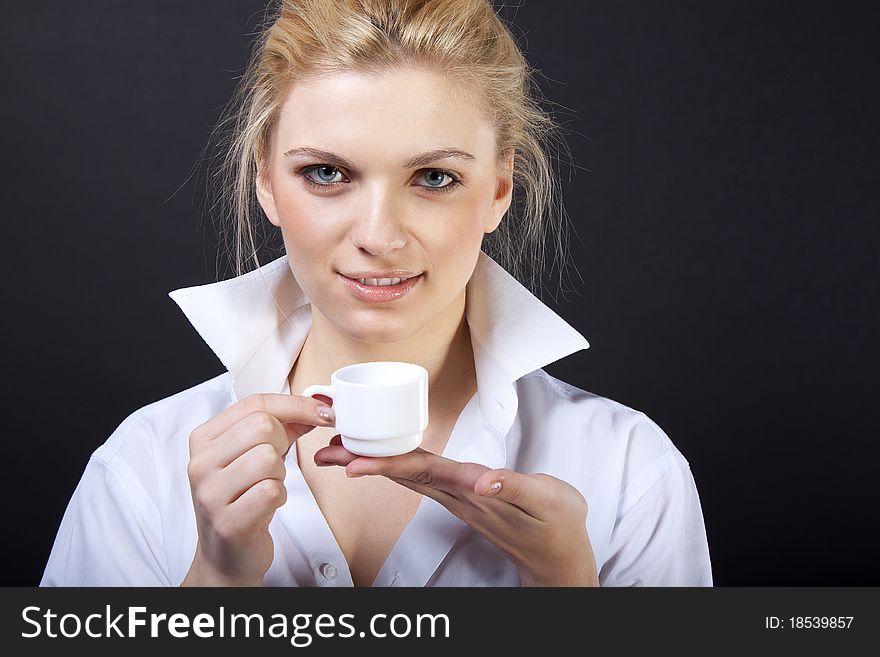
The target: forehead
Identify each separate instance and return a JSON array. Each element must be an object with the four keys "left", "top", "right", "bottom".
[{"left": 275, "top": 67, "right": 495, "bottom": 156}]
